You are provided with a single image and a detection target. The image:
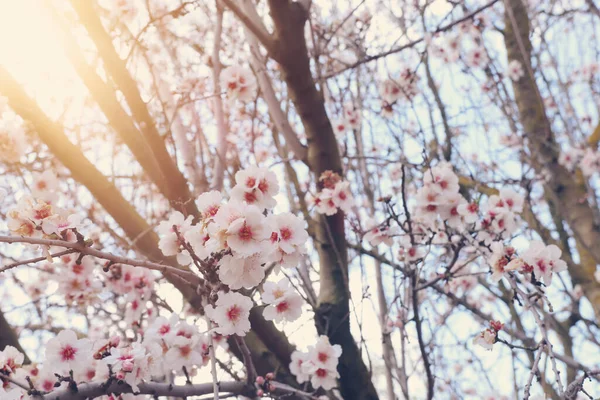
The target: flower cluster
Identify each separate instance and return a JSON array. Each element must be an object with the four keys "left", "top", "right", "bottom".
[
  {"left": 104, "top": 263, "right": 157, "bottom": 324},
  {"left": 289, "top": 336, "right": 342, "bottom": 390},
  {"left": 412, "top": 162, "right": 521, "bottom": 240},
  {"left": 7, "top": 171, "right": 80, "bottom": 242},
  {"left": 313, "top": 171, "right": 353, "bottom": 215},
  {"left": 332, "top": 103, "right": 362, "bottom": 137},
  {"left": 378, "top": 66, "right": 420, "bottom": 116},
  {"left": 557, "top": 146, "right": 600, "bottom": 177},
  {"left": 0, "top": 345, "right": 24, "bottom": 391},
  {"left": 8, "top": 195, "right": 81, "bottom": 239},
  {"left": 364, "top": 220, "right": 398, "bottom": 247},
  {"left": 478, "top": 187, "right": 523, "bottom": 242},
  {"left": 261, "top": 279, "right": 303, "bottom": 323},
  {"left": 473, "top": 320, "right": 504, "bottom": 350},
  {"left": 429, "top": 20, "right": 489, "bottom": 69},
  {"left": 220, "top": 66, "right": 257, "bottom": 102},
  {"left": 487, "top": 240, "right": 567, "bottom": 285},
  {"left": 53, "top": 254, "right": 102, "bottom": 304},
  {"left": 580, "top": 148, "right": 600, "bottom": 176},
  {"left": 360, "top": 163, "right": 525, "bottom": 279},
  {"left": 0, "top": 312, "right": 224, "bottom": 398},
  {"left": 155, "top": 166, "right": 309, "bottom": 337},
  {"left": 506, "top": 60, "right": 524, "bottom": 81}
]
